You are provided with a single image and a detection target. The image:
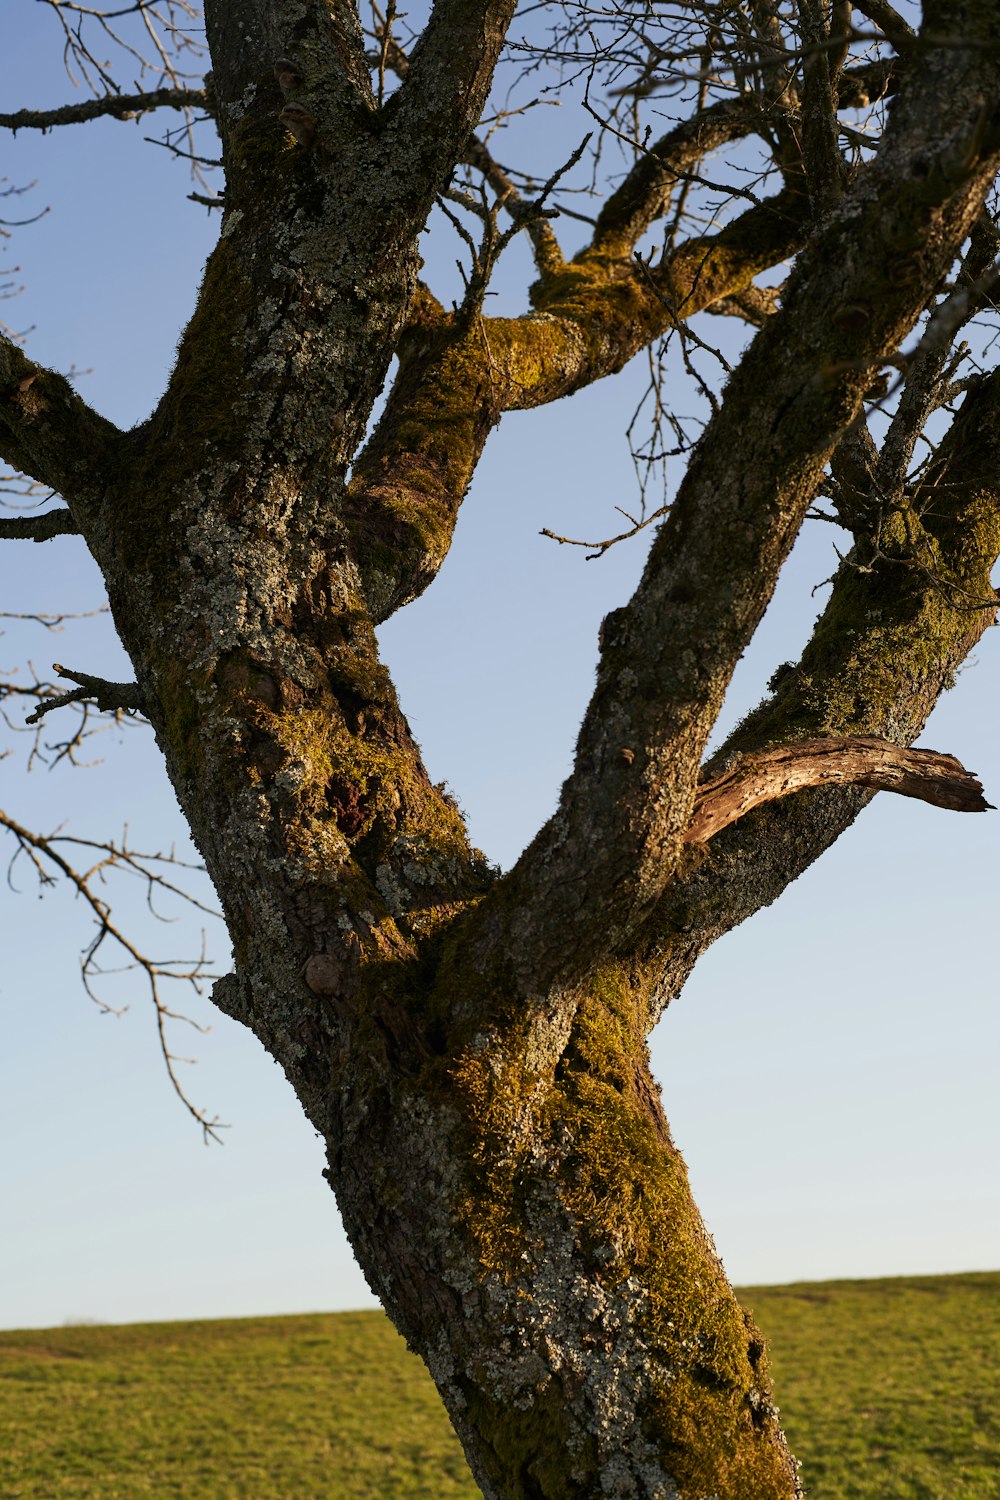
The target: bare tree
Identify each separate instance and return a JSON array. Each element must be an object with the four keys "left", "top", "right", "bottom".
[{"left": 3, "top": 1, "right": 1000, "bottom": 1494}]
